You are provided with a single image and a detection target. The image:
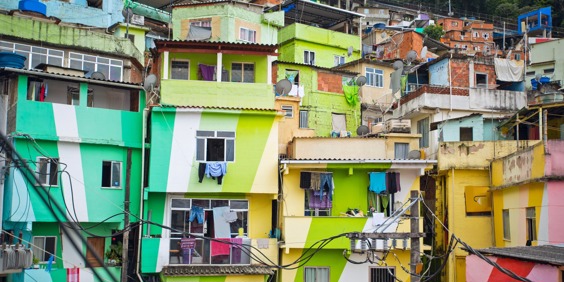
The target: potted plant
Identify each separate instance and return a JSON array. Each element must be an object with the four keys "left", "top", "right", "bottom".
[
  {"left": 32, "top": 256, "right": 40, "bottom": 269},
  {"left": 105, "top": 242, "right": 122, "bottom": 266}
]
